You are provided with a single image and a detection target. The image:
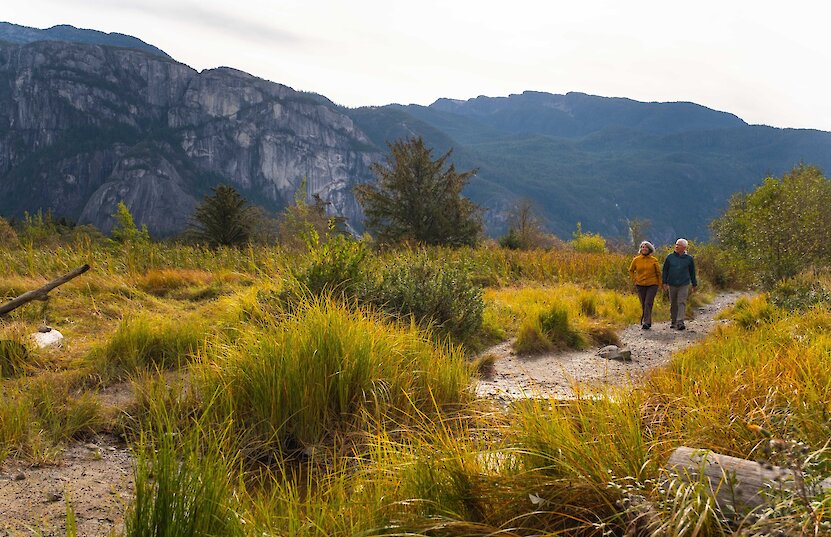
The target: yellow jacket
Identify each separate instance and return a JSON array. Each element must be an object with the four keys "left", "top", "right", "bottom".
[{"left": 629, "top": 254, "right": 661, "bottom": 286}]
